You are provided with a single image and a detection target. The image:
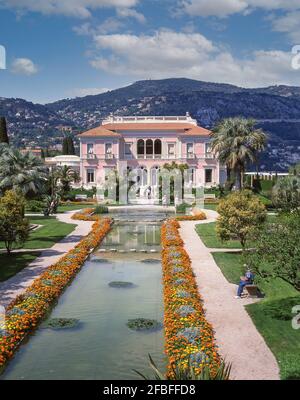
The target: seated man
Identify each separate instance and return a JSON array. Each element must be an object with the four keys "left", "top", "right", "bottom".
[{"left": 235, "top": 269, "right": 255, "bottom": 299}]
